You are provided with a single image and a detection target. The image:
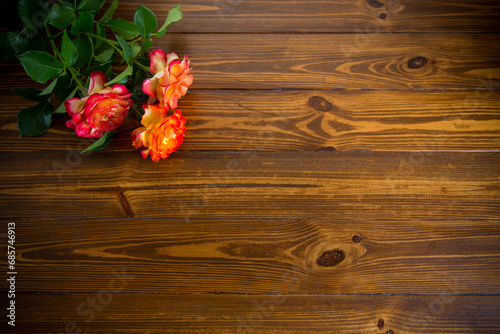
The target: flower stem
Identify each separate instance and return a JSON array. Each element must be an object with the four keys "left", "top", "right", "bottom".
[
  {"left": 45, "top": 24, "right": 62, "bottom": 60},
  {"left": 87, "top": 33, "right": 120, "bottom": 48},
  {"left": 68, "top": 66, "right": 85, "bottom": 91},
  {"left": 44, "top": 24, "right": 85, "bottom": 91},
  {"left": 133, "top": 60, "right": 151, "bottom": 73},
  {"left": 130, "top": 36, "right": 143, "bottom": 43}
]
